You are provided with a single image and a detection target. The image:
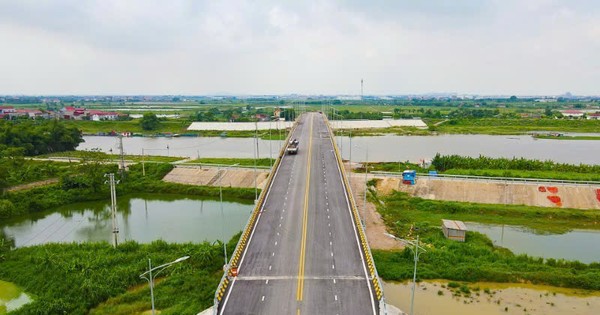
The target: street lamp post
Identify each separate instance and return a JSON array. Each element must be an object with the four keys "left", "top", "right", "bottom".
[
  {"left": 363, "top": 143, "right": 369, "bottom": 228},
  {"left": 384, "top": 233, "right": 427, "bottom": 315},
  {"left": 139, "top": 255, "right": 190, "bottom": 315},
  {"left": 219, "top": 163, "right": 239, "bottom": 268}
]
